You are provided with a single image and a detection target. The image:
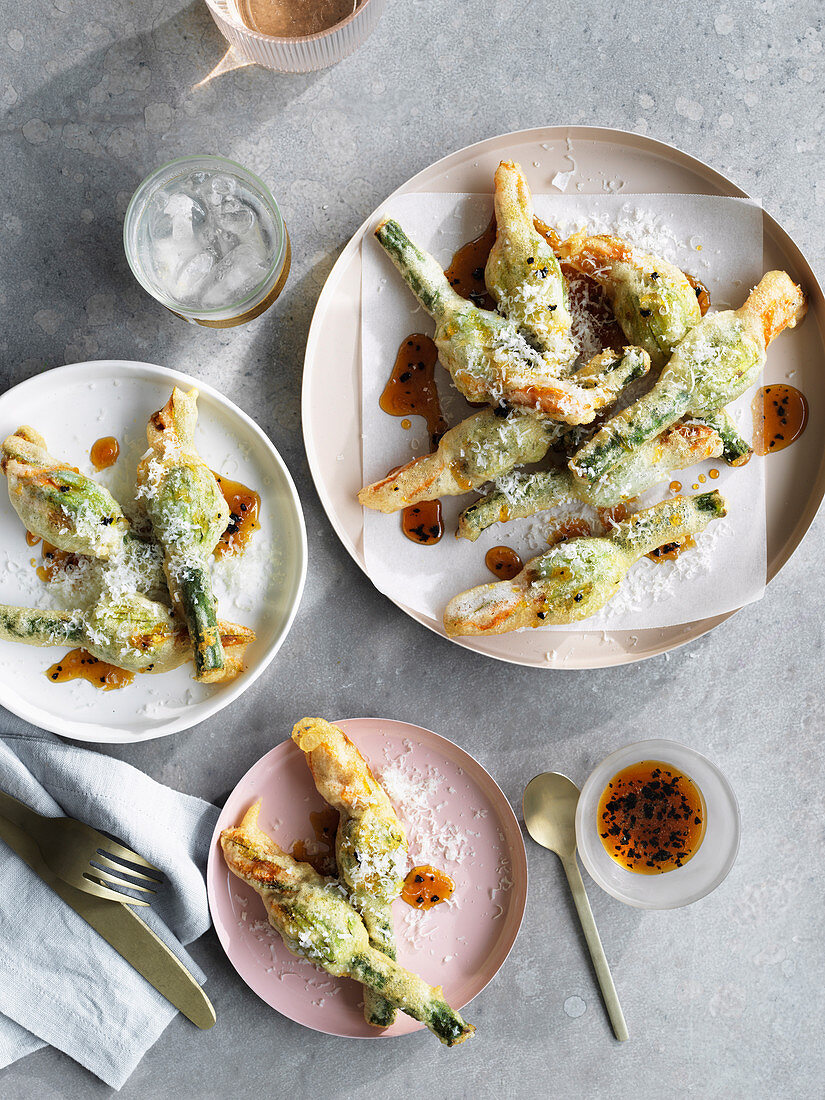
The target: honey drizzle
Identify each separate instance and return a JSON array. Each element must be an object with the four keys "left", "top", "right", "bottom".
[
  {"left": 544, "top": 504, "right": 632, "bottom": 550},
  {"left": 444, "top": 218, "right": 497, "bottom": 310},
  {"left": 380, "top": 335, "right": 447, "bottom": 447},
  {"left": 401, "top": 499, "right": 443, "bottom": 545},
  {"left": 485, "top": 545, "right": 523, "bottom": 580},
  {"left": 90, "top": 436, "right": 120, "bottom": 471},
  {"left": 751, "top": 384, "right": 808, "bottom": 456},
  {"left": 36, "top": 540, "right": 78, "bottom": 583},
  {"left": 291, "top": 807, "right": 339, "bottom": 876},
  {"left": 213, "top": 471, "right": 261, "bottom": 558},
  {"left": 546, "top": 518, "right": 593, "bottom": 547},
  {"left": 401, "top": 865, "right": 455, "bottom": 909},
  {"left": 596, "top": 502, "right": 631, "bottom": 528},
  {"left": 45, "top": 648, "right": 134, "bottom": 692}
]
